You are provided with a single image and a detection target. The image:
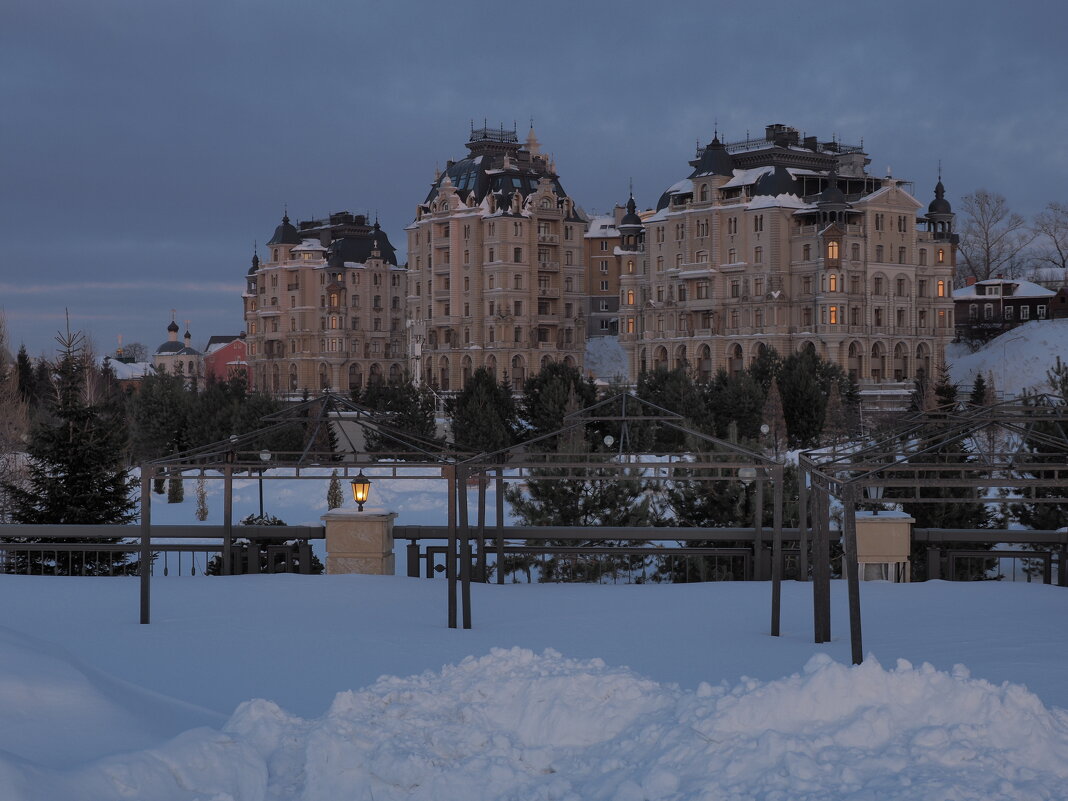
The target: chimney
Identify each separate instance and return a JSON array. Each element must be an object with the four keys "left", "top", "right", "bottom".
[{"left": 966, "top": 276, "right": 977, "bottom": 286}]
